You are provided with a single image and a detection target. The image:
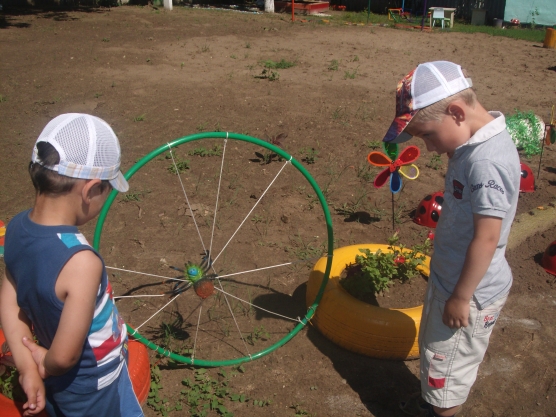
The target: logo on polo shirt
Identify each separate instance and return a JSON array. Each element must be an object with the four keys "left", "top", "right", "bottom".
[{"left": 453, "top": 180, "right": 464, "bottom": 199}]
